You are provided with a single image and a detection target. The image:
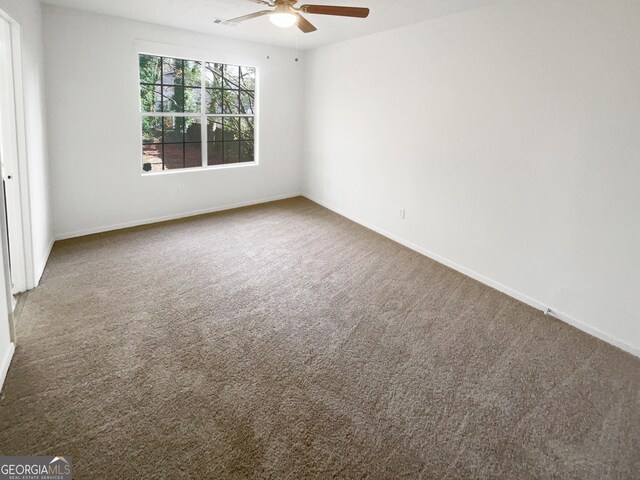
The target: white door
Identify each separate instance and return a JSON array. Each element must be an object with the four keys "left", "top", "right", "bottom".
[
  {"left": 0, "top": 15, "right": 26, "bottom": 297},
  {"left": 0, "top": 12, "right": 17, "bottom": 389},
  {"left": 0, "top": 174, "right": 13, "bottom": 385},
  {"left": 0, "top": 137, "right": 14, "bottom": 368}
]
